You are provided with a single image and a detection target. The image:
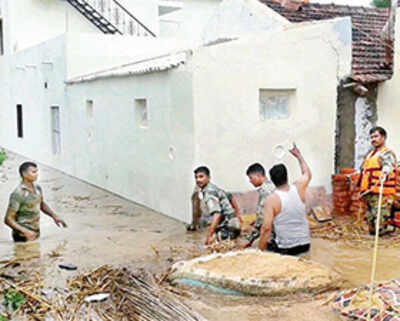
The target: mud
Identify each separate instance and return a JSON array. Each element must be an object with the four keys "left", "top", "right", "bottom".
[{"left": 1, "top": 150, "right": 400, "bottom": 320}]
